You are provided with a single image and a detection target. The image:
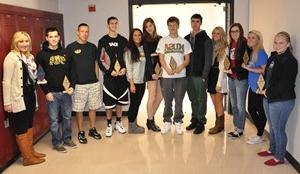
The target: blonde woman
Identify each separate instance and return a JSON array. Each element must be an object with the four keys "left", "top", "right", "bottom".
[
  {"left": 242, "top": 30, "right": 268, "bottom": 144},
  {"left": 258, "top": 32, "right": 297, "bottom": 166},
  {"left": 207, "top": 27, "right": 228, "bottom": 134},
  {"left": 2, "top": 31, "right": 45, "bottom": 166}
]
